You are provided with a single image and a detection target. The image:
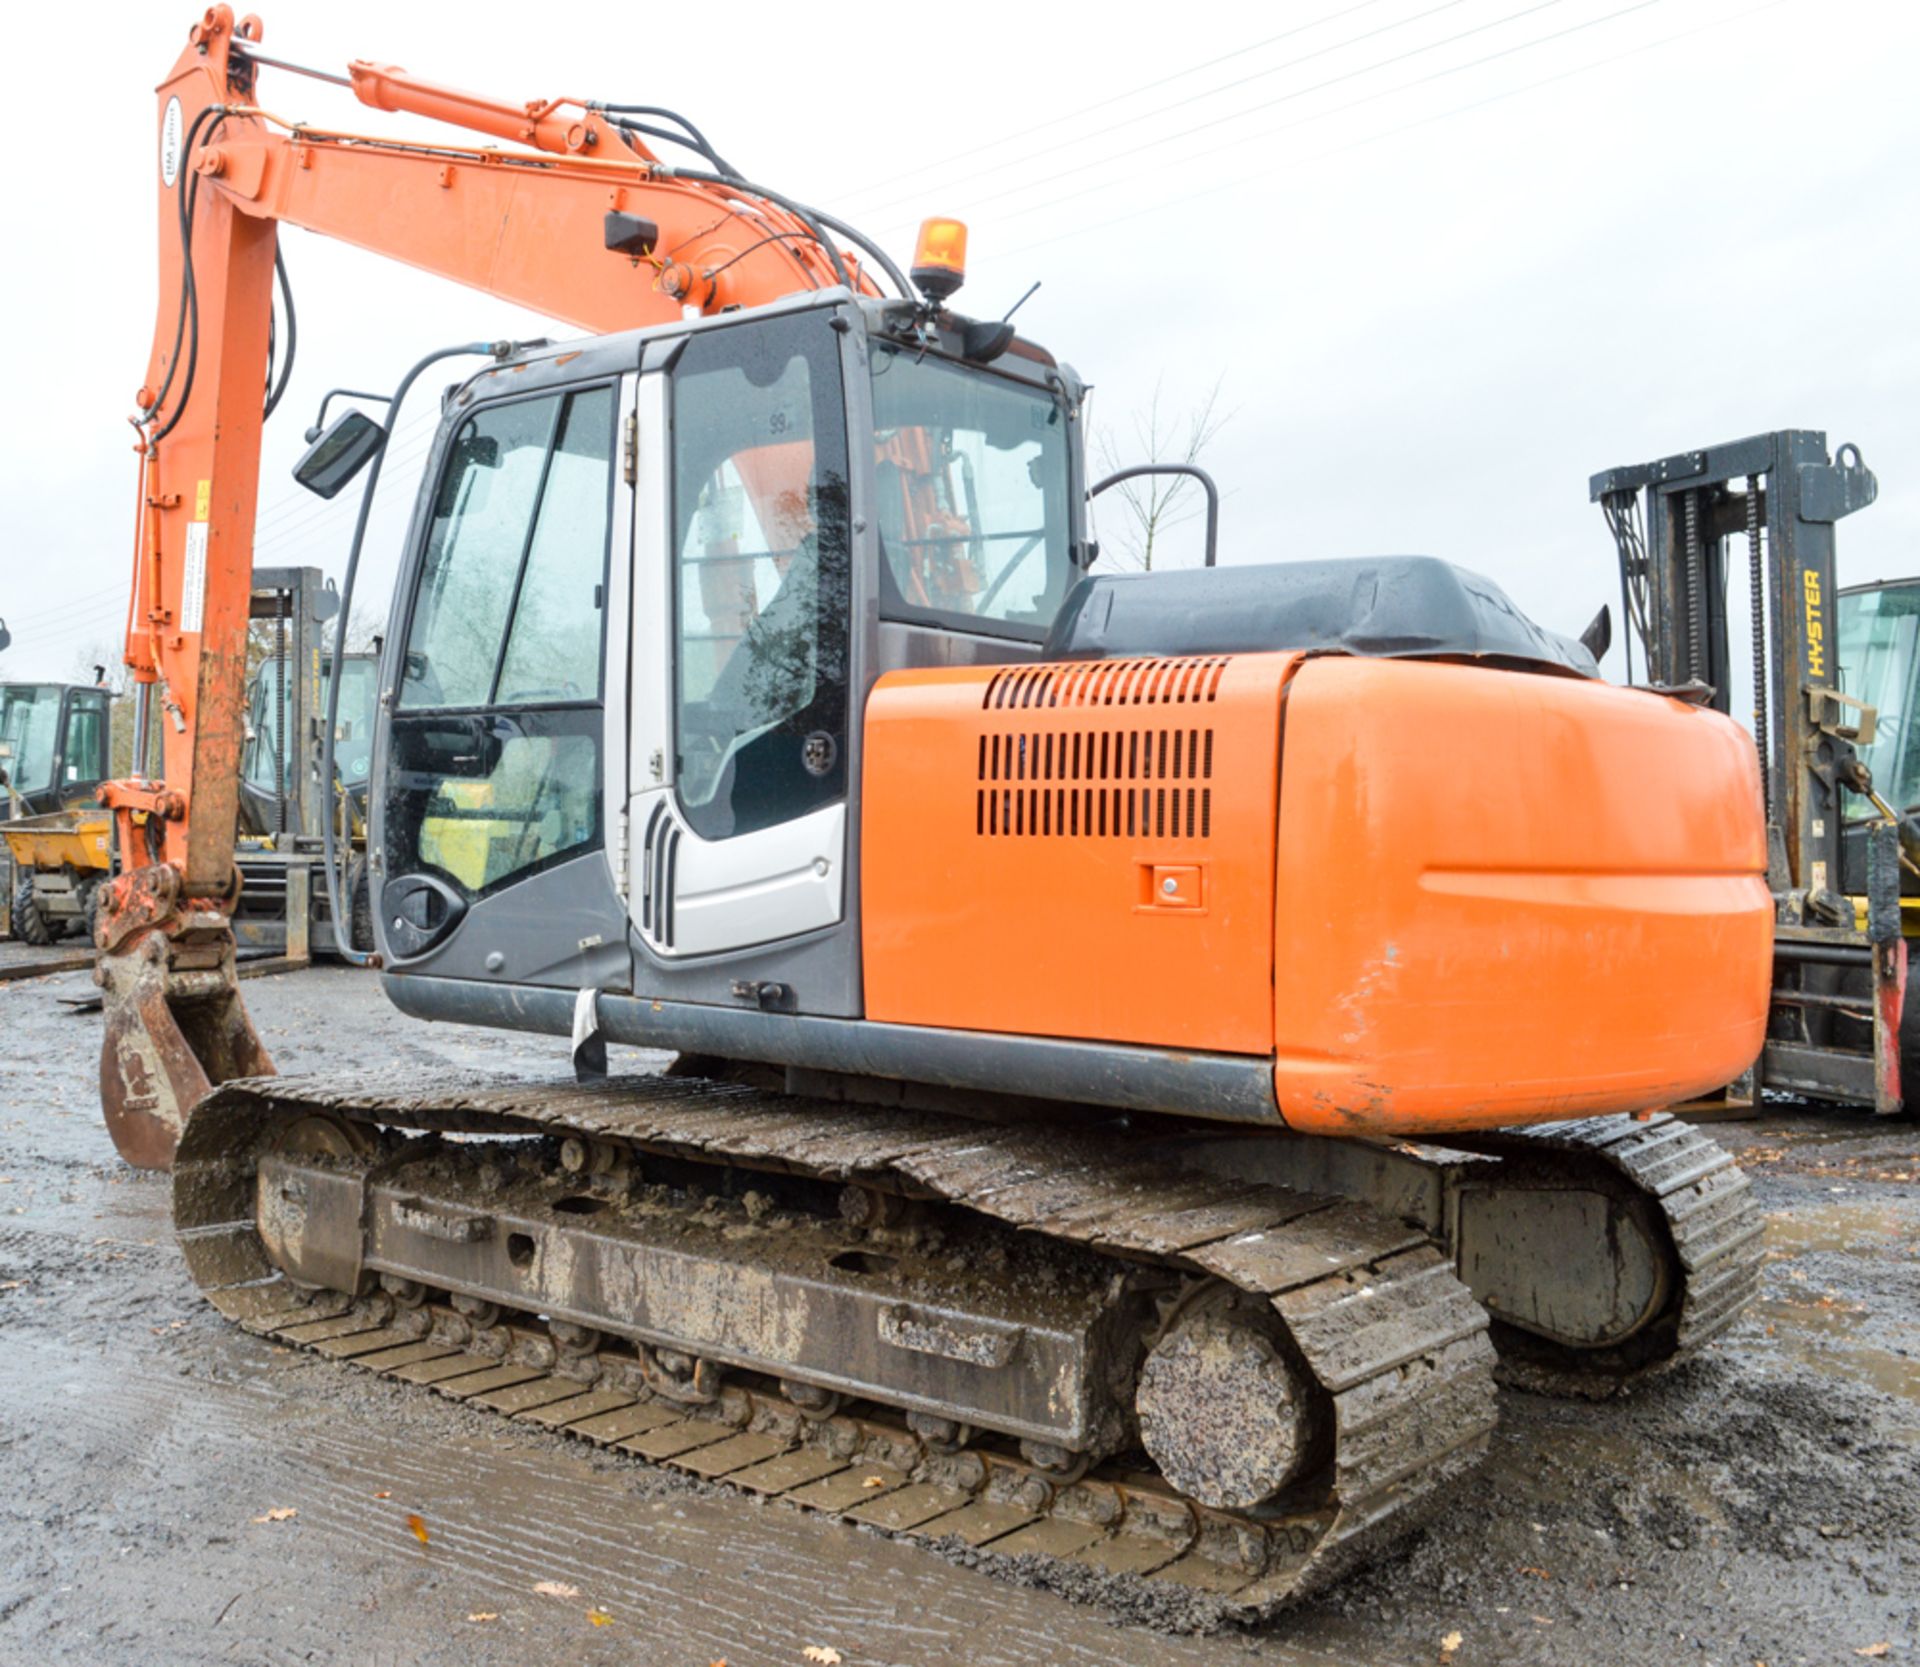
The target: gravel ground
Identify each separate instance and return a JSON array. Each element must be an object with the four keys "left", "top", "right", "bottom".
[{"left": 0, "top": 962, "right": 1915, "bottom": 1666}]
